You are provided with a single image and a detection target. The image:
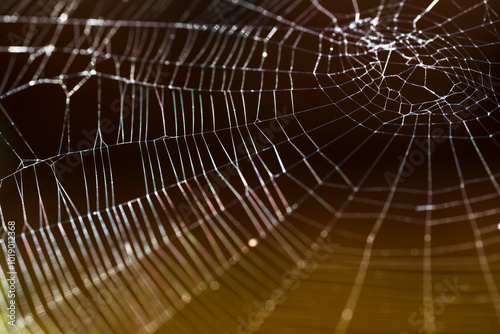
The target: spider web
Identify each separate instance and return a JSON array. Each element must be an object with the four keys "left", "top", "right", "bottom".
[{"left": 1, "top": 0, "right": 500, "bottom": 333}]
